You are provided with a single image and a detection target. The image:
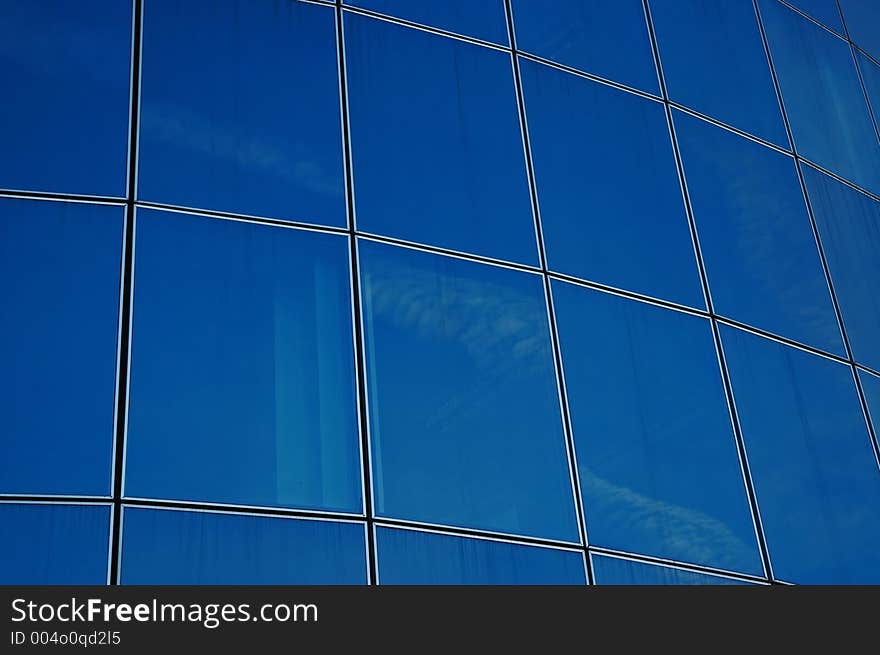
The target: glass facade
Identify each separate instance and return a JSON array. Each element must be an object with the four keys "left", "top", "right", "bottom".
[{"left": 2, "top": 0, "right": 879, "bottom": 586}]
